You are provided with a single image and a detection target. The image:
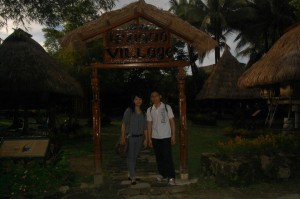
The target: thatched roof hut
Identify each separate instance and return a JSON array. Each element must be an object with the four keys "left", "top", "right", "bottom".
[
  {"left": 197, "top": 48, "right": 259, "bottom": 100},
  {"left": 60, "top": 0, "right": 216, "bottom": 54},
  {"left": 238, "top": 24, "right": 300, "bottom": 88},
  {"left": 0, "top": 29, "right": 83, "bottom": 108}
]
